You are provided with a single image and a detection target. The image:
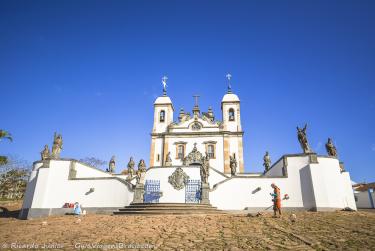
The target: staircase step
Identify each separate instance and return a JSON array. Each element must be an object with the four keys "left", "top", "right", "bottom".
[
  {"left": 123, "top": 205, "right": 217, "bottom": 209},
  {"left": 114, "top": 210, "right": 226, "bottom": 215},
  {"left": 119, "top": 207, "right": 217, "bottom": 211},
  {"left": 129, "top": 203, "right": 213, "bottom": 207},
  {"left": 113, "top": 203, "right": 223, "bottom": 215}
]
